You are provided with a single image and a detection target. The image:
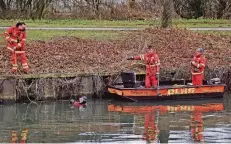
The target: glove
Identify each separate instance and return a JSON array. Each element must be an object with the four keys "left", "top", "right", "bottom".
[
  {"left": 127, "top": 57, "right": 134, "bottom": 60},
  {"left": 17, "top": 43, "right": 22, "bottom": 48},
  {"left": 10, "top": 47, "right": 16, "bottom": 53},
  {"left": 191, "top": 61, "right": 196, "bottom": 66},
  {"left": 194, "top": 68, "right": 199, "bottom": 72},
  {"left": 156, "top": 72, "right": 160, "bottom": 79},
  {"left": 8, "top": 38, "right": 18, "bottom": 43}
]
